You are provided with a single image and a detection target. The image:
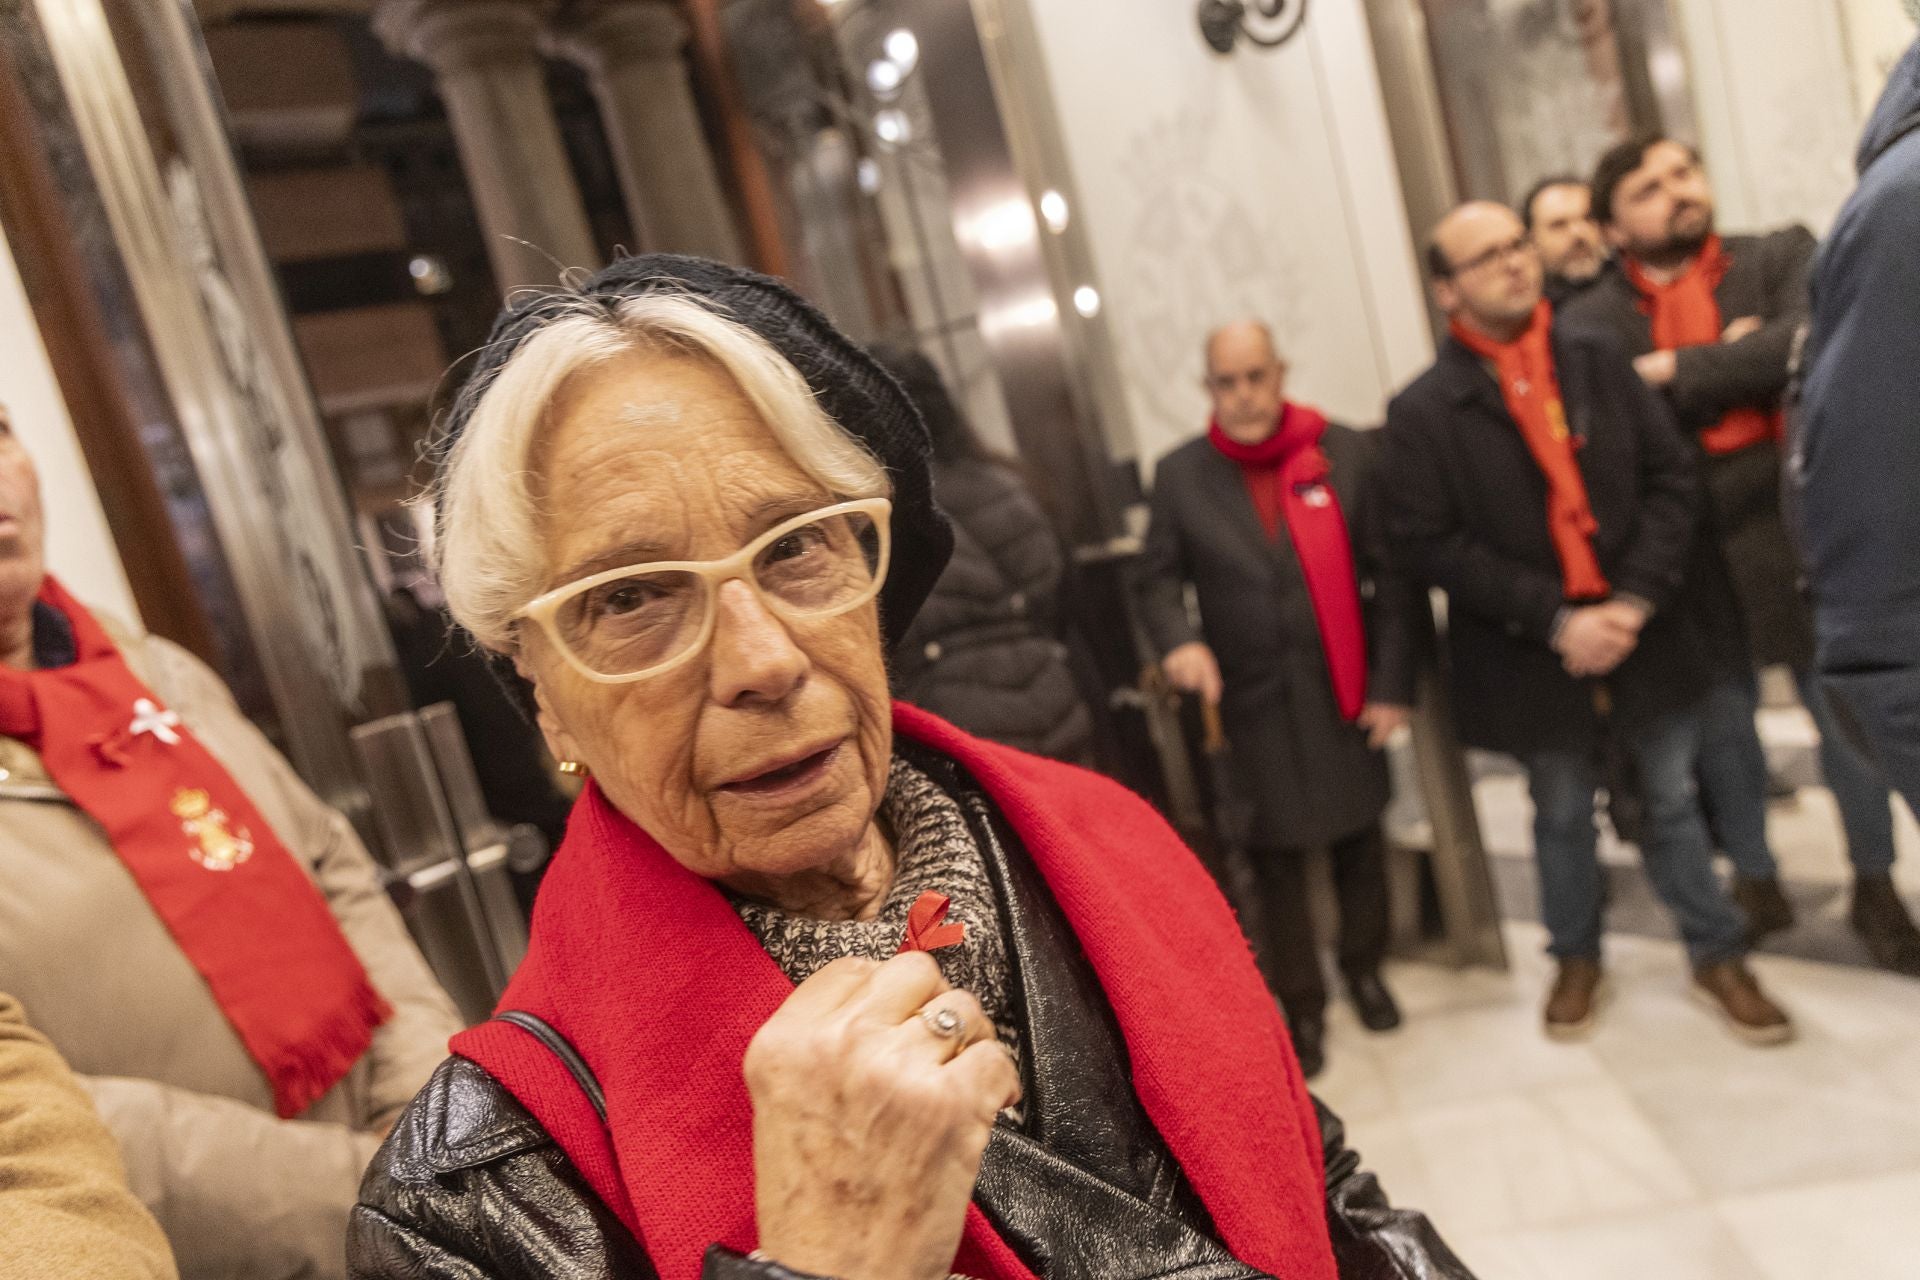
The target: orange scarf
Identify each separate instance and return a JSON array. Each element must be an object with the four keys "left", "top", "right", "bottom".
[
  {"left": 1450, "top": 301, "right": 1611, "bottom": 601},
  {"left": 1622, "top": 234, "right": 1781, "bottom": 455}
]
